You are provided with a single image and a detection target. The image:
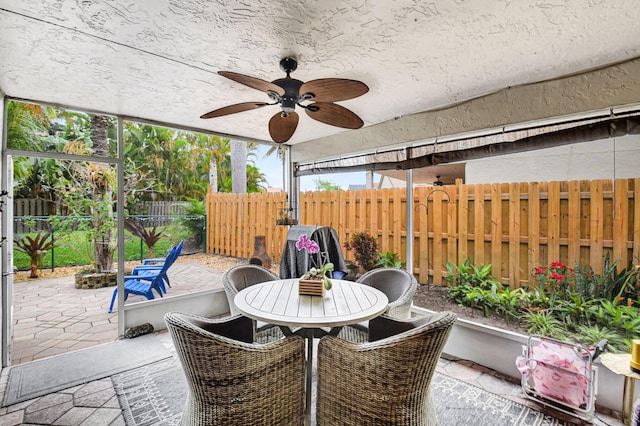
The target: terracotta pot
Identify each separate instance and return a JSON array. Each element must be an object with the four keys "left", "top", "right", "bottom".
[{"left": 249, "top": 235, "right": 272, "bottom": 269}]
